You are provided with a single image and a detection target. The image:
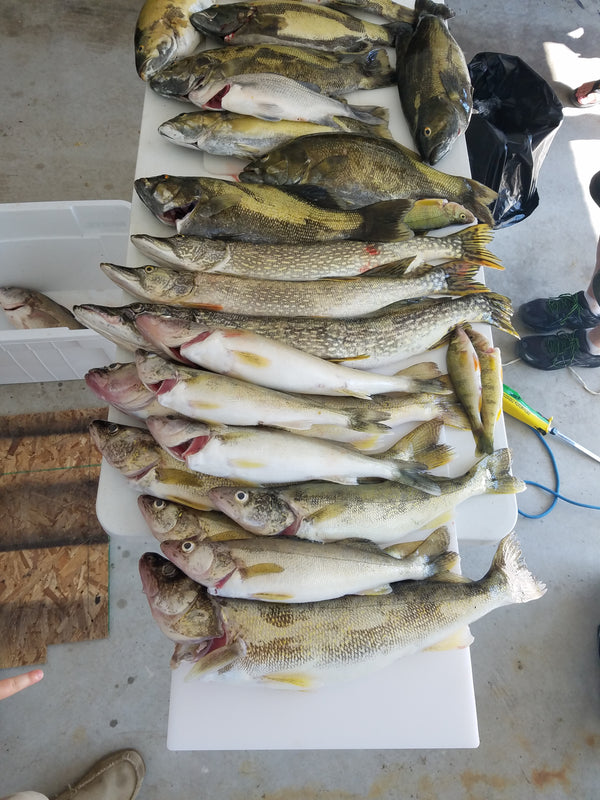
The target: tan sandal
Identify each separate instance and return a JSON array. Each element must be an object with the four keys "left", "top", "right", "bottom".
[{"left": 52, "top": 750, "right": 145, "bottom": 800}]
